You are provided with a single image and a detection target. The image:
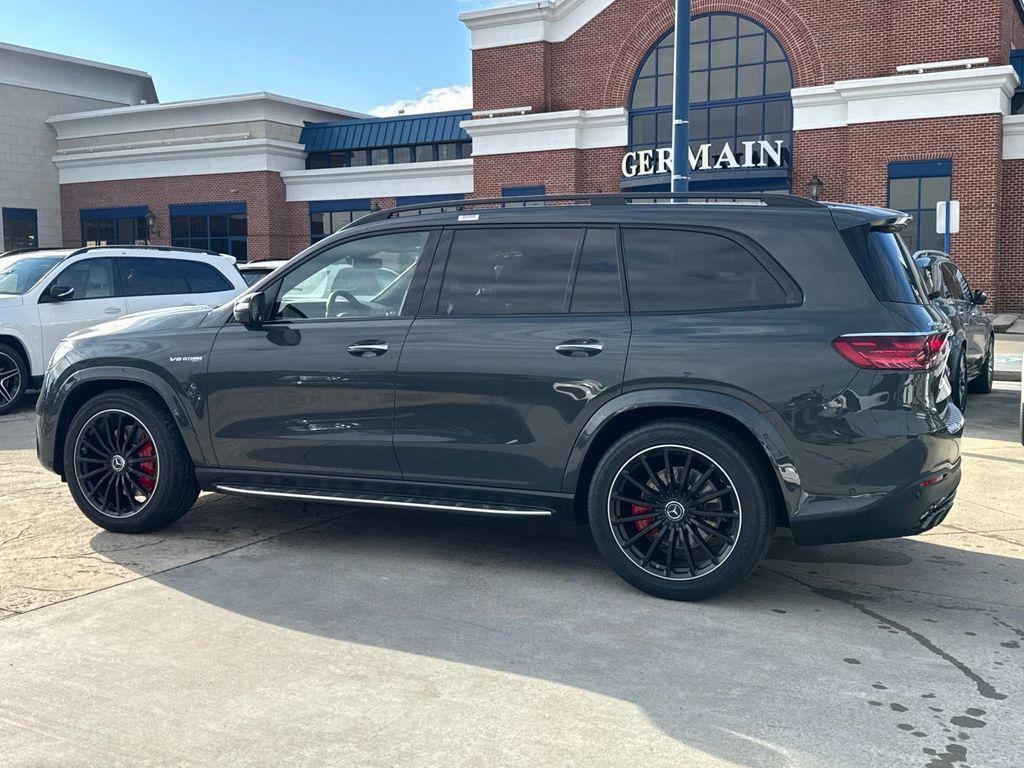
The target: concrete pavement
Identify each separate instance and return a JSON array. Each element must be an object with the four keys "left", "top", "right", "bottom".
[{"left": 1, "top": 387, "right": 1023, "bottom": 767}]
